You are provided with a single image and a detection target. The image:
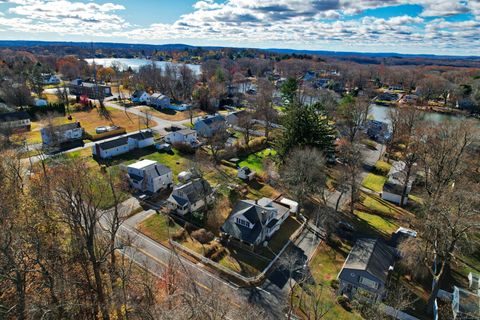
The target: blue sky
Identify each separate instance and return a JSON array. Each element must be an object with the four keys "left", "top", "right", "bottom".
[{"left": 0, "top": 0, "right": 479, "bottom": 56}]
